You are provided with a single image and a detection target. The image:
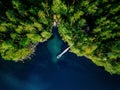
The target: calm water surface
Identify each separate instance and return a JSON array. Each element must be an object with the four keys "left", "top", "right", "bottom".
[{"left": 0, "top": 27, "right": 120, "bottom": 90}]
